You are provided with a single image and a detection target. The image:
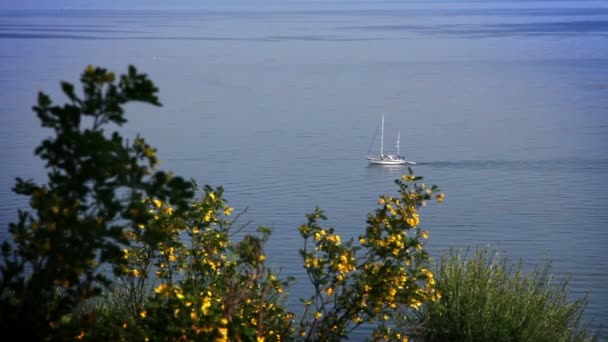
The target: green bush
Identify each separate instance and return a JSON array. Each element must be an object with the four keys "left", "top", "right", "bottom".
[
  {"left": 2, "top": 64, "right": 600, "bottom": 341},
  {"left": 410, "top": 247, "right": 603, "bottom": 342},
  {"left": 0, "top": 65, "right": 443, "bottom": 341},
  {"left": 0, "top": 65, "right": 195, "bottom": 340}
]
